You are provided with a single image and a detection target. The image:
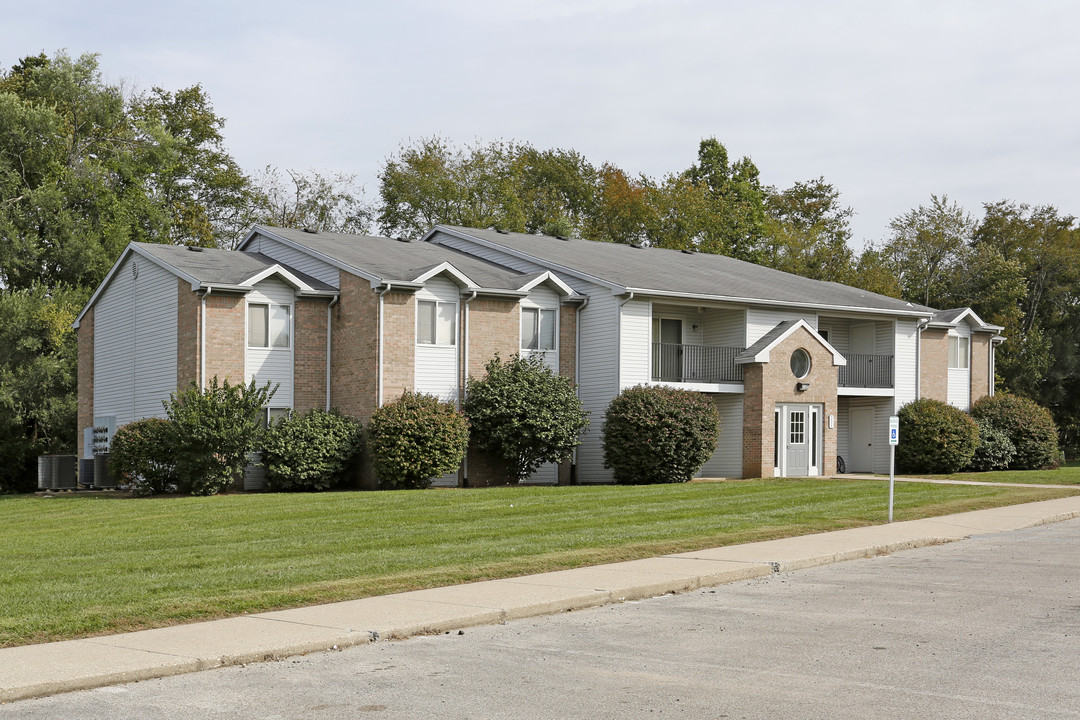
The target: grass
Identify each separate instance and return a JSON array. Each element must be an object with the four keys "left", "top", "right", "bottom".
[
  {"left": 894, "top": 465, "right": 1080, "bottom": 485},
  {"left": 0, "top": 478, "right": 1075, "bottom": 648}
]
